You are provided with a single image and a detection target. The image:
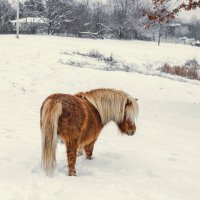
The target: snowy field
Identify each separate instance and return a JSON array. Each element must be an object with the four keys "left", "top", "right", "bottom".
[{"left": 0, "top": 35, "right": 200, "bottom": 200}]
